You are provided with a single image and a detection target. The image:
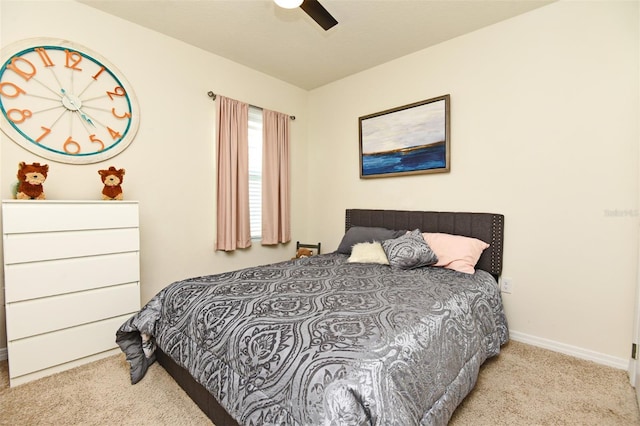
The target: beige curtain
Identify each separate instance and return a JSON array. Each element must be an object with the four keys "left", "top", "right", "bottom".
[
  {"left": 261, "top": 109, "right": 291, "bottom": 245},
  {"left": 215, "top": 96, "right": 251, "bottom": 251}
]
